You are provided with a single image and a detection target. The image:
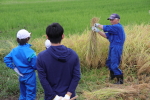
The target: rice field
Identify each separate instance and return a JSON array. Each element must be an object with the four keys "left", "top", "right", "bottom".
[
  {"left": 0, "top": 0, "right": 150, "bottom": 38},
  {"left": 0, "top": 0, "right": 150, "bottom": 99},
  {"left": 1, "top": 24, "right": 150, "bottom": 99}
]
